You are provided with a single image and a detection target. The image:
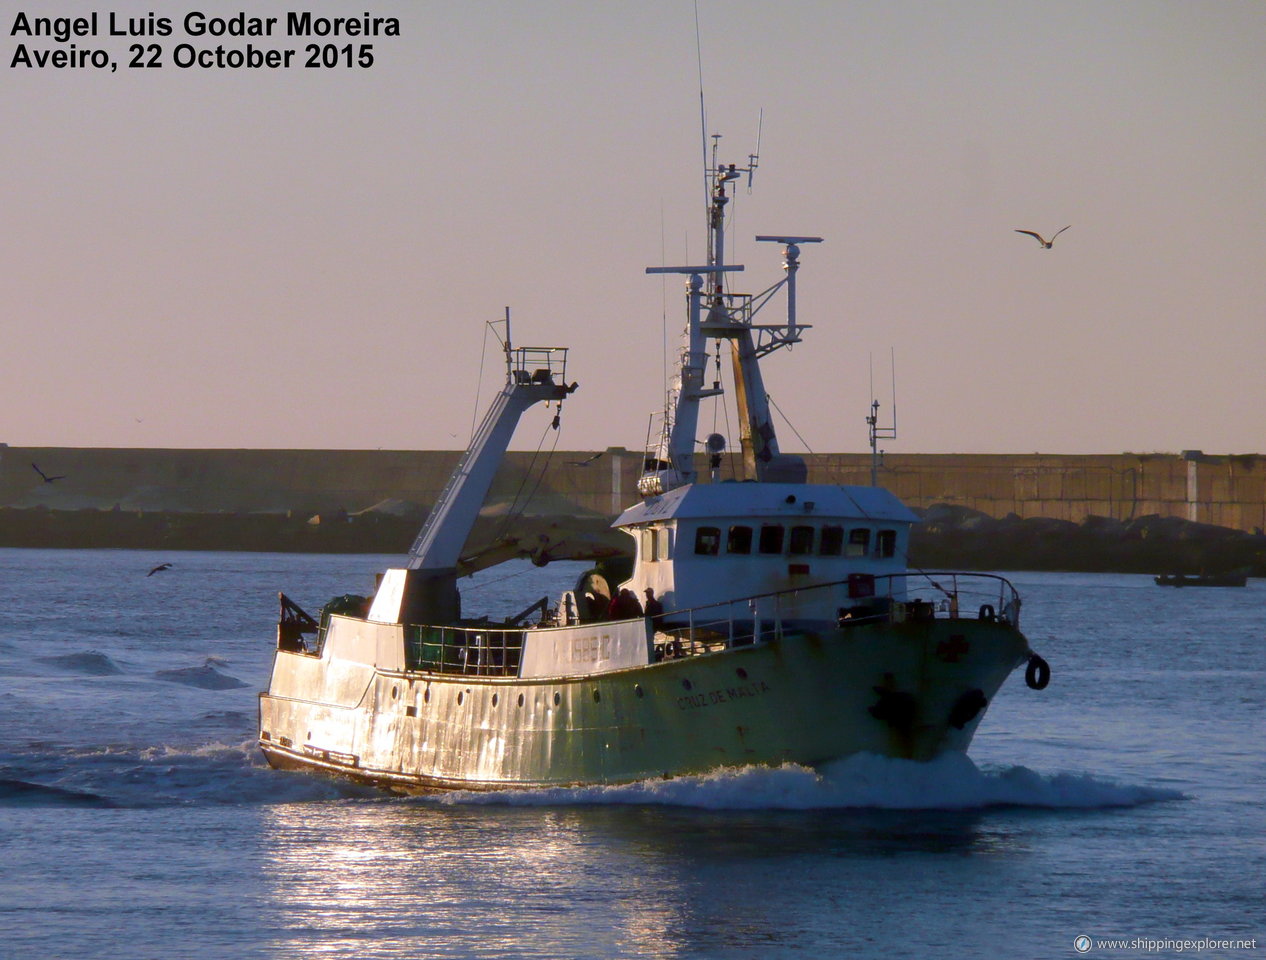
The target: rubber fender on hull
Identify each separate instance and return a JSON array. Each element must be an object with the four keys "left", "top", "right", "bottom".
[{"left": 1025, "top": 653, "right": 1051, "bottom": 690}]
